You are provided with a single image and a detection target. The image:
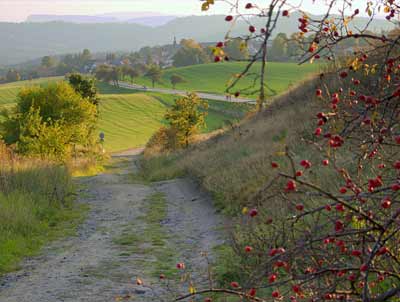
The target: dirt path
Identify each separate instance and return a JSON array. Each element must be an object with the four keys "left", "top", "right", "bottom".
[{"left": 0, "top": 154, "right": 225, "bottom": 302}]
